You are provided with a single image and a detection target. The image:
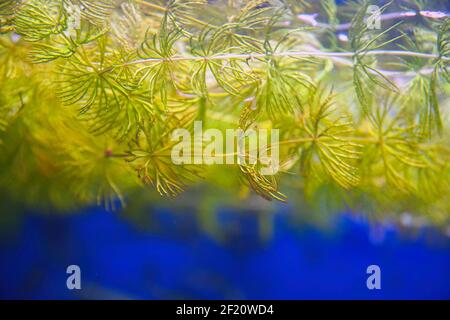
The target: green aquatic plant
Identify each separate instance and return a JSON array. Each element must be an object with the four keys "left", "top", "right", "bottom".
[{"left": 0, "top": 0, "right": 449, "bottom": 228}]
